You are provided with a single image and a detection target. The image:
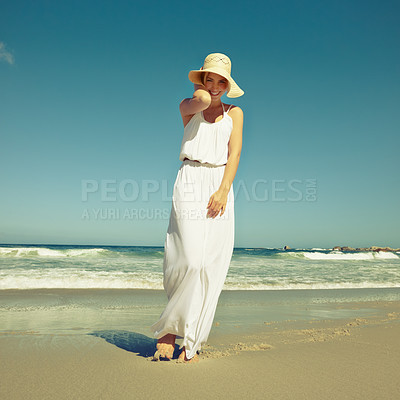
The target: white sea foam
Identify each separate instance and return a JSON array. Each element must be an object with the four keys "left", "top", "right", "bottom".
[
  {"left": 222, "top": 281, "right": 400, "bottom": 291},
  {"left": 303, "top": 251, "right": 398, "bottom": 260},
  {"left": 375, "top": 251, "right": 399, "bottom": 259},
  {"left": 303, "top": 251, "right": 375, "bottom": 260},
  {"left": 64, "top": 248, "right": 108, "bottom": 257},
  {"left": 2, "top": 273, "right": 400, "bottom": 291},
  {"left": 0, "top": 269, "right": 164, "bottom": 290},
  {"left": 0, "top": 247, "right": 107, "bottom": 258}
]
